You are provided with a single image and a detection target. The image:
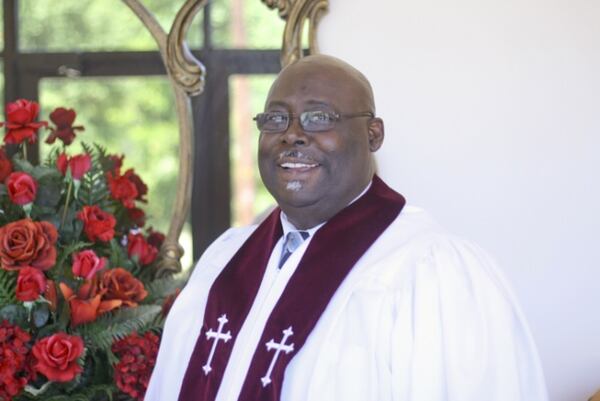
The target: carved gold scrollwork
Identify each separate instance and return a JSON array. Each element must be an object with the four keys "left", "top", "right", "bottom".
[
  {"left": 262, "top": 0, "right": 329, "bottom": 67},
  {"left": 123, "top": 0, "right": 207, "bottom": 277},
  {"left": 167, "top": 0, "right": 207, "bottom": 96}
]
